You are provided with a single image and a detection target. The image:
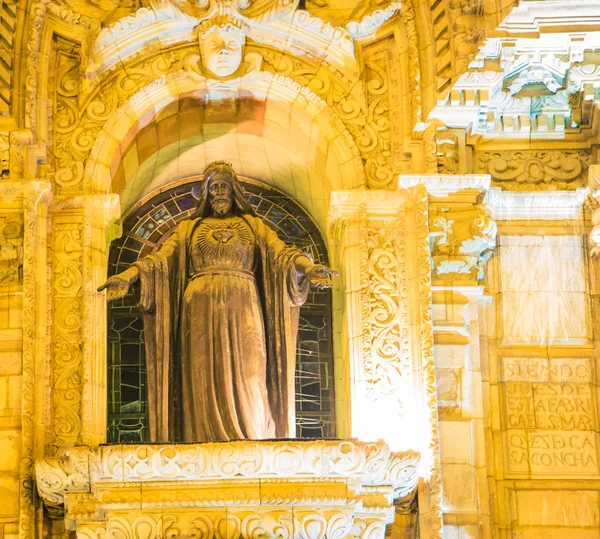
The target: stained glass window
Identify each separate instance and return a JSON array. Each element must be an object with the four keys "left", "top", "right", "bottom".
[{"left": 107, "top": 179, "right": 335, "bottom": 442}]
